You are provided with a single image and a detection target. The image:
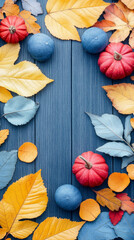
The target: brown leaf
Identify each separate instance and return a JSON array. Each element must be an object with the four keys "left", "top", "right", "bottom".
[
  {"left": 94, "top": 1, "right": 134, "bottom": 48},
  {"left": 0, "top": 129, "right": 9, "bottom": 145},
  {"left": 116, "top": 193, "right": 134, "bottom": 214},
  {"left": 0, "top": 0, "right": 40, "bottom": 34},
  {"left": 95, "top": 188, "right": 121, "bottom": 211},
  {"left": 103, "top": 83, "right": 134, "bottom": 114}
]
